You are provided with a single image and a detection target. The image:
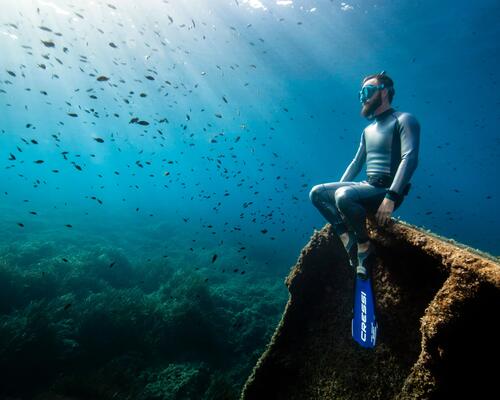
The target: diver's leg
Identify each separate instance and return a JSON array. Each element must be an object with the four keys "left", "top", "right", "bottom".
[
  {"left": 334, "top": 183, "right": 384, "bottom": 243},
  {"left": 309, "top": 182, "right": 359, "bottom": 266},
  {"left": 309, "top": 182, "right": 356, "bottom": 236},
  {"left": 334, "top": 183, "right": 387, "bottom": 277}
]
